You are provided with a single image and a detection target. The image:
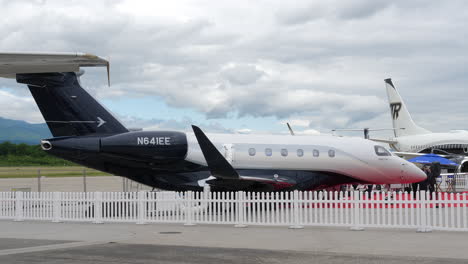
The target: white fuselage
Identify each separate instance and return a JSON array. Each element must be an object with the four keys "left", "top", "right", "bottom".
[
  {"left": 184, "top": 133, "right": 426, "bottom": 184},
  {"left": 392, "top": 131, "right": 468, "bottom": 154}
]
